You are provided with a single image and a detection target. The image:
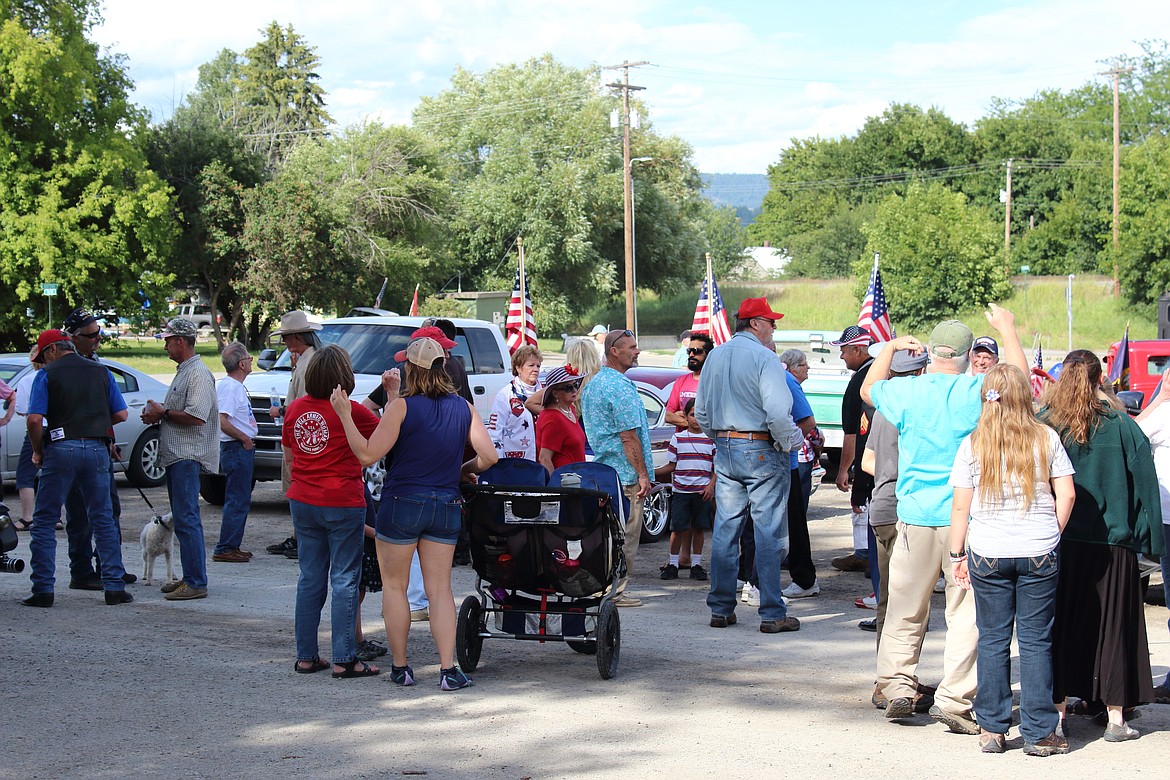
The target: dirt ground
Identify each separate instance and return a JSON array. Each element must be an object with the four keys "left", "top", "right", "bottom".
[{"left": 2, "top": 477, "right": 1167, "bottom": 779}]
